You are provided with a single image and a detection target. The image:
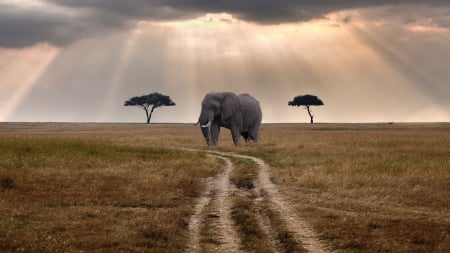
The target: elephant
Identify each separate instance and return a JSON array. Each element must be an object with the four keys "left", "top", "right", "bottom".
[{"left": 198, "top": 92, "right": 262, "bottom": 146}]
